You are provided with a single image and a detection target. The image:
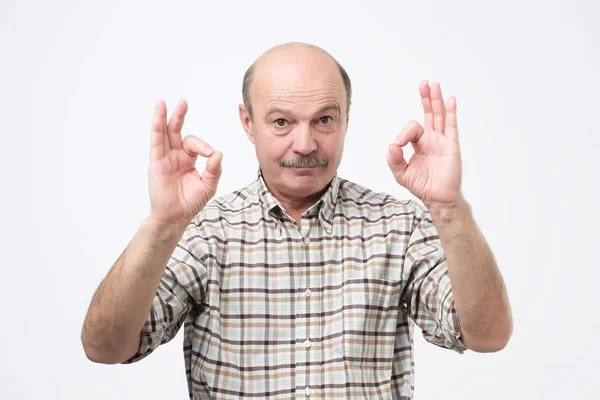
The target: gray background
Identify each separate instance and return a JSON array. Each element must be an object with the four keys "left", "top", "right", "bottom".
[{"left": 1, "top": 0, "right": 598, "bottom": 398}]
